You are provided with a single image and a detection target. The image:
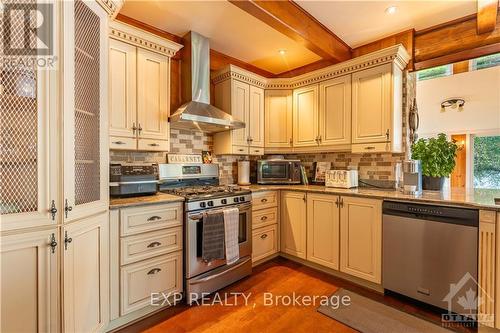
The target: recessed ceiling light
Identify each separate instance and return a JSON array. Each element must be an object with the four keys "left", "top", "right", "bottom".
[
  {"left": 278, "top": 49, "right": 287, "bottom": 55},
  {"left": 385, "top": 6, "right": 397, "bottom": 15}
]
